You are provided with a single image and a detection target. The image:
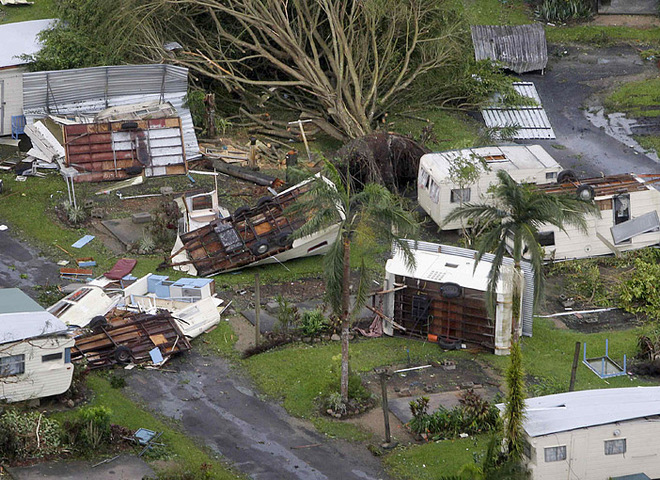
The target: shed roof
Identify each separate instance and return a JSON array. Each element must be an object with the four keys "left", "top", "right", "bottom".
[
  {"left": 0, "top": 289, "right": 69, "bottom": 345},
  {"left": 420, "top": 144, "right": 560, "bottom": 179},
  {"left": 471, "top": 24, "right": 547, "bottom": 74},
  {"left": 512, "top": 387, "right": 660, "bottom": 438},
  {"left": 0, "top": 19, "right": 54, "bottom": 69}
]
